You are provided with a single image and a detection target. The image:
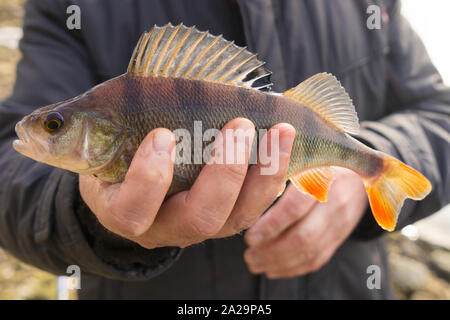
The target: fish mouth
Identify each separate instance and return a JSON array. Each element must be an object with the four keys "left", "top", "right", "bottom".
[
  {"left": 13, "top": 122, "right": 29, "bottom": 153},
  {"left": 12, "top": 139, "right": 26, "bottom": 153},
  {"left": 13, "top": 122, "right": 45, "bottom": 160},
  {"left": 14, "top": 121, "right": 28, "bottom": 142}
]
